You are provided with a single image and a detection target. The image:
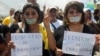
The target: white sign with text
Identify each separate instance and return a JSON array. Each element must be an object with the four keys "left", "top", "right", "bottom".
[
  {"left": 11, "top": 33, "right": 42, "bottom": 56},
  {"left": 62, "top": 31, "right": 95, "bottom": 56}
]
